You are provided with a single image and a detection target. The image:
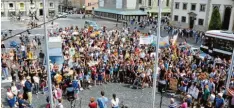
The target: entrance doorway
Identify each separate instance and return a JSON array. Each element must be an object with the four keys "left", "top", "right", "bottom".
[
  {"left": 188, "top": 12, "right": 197, "bottom": 29},
  {"left": 189, "top": 17, "right": 195, "bottom": 29},
  {"left": 222, "top": 7, "right": 231, "bottom": 30},
  {"left": 39, "top": 9, "right": 43, "bottom": 16}
]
